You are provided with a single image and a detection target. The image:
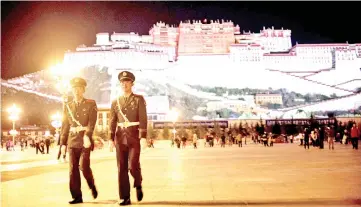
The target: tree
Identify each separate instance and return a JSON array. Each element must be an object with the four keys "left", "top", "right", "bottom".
[
  {"left": 309, "top": 113, "right": 319, "bottom": 130},
  {"left": 255, "top": 122, "right": 260, "bottom": 134},
  {"left": 259, "top": 123, "right": 265, "bottom": 135},
  {"left": 178, "top": 127, "right": 188, "bottom": 139},
  {"left": 285, "top": 124, "right": 292, "bottom": 136},
  {"left": 147, "top": 124, "right": 159, "bottom": 139},
  {"left": 244, "top": 122, "right": 250, "bottom": 130},
  {"left": 255, "top": 122, "right": 265, "bottom": 134},
  {"left": 162, "top": 126, "right": 170, "bottom": 140},
  {"left": 238, "top": 122, "right": 243, "bottom": 133},
  {"left": 232, "top": 123, "right": 238, "bottom": 131},
  {"left": 272, "top": 121, "right": 281, "bottom": 135},
  {"left": 196, "top": 124, "right": 207, "bottom": 139},
  {"left": 213, "top": 121, "right": 221, "bottom": 137}
]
